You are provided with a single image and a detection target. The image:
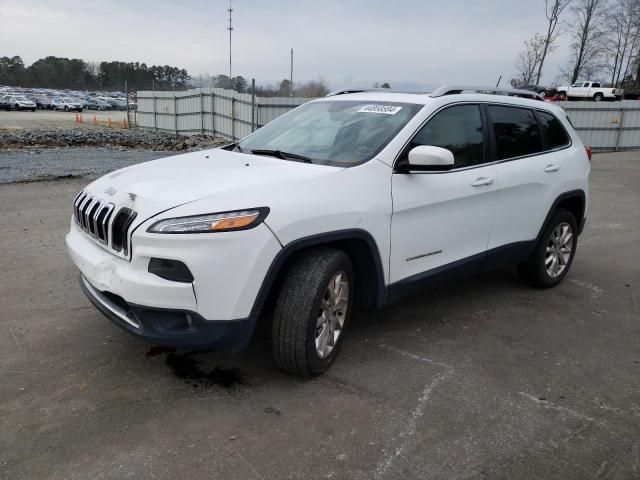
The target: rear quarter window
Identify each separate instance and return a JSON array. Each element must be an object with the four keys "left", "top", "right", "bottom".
[{"left": 536, "top": 111, "right": 570, "bottom": 150}]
